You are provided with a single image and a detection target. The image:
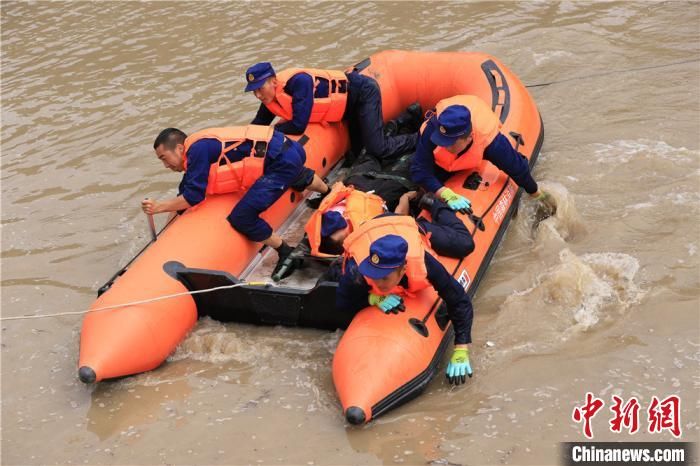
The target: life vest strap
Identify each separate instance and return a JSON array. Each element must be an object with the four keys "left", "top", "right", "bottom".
[{"left": 222, "top": 140, "right": 247, "bottom": 158}]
